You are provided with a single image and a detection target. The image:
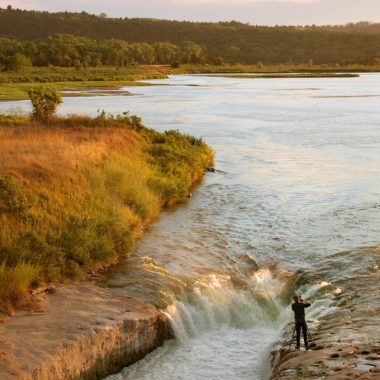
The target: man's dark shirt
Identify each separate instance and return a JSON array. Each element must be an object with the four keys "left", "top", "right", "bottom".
[{"left": 291, "top": 301, "right": 311, "bottom": 322}]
